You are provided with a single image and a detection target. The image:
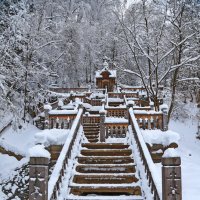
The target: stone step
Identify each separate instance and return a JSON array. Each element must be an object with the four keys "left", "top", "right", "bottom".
[
  {"left": 83, "top": 123, "right": 100, "bottom": 126},
  {"left": 83, "top": 127, "right": 100, "bottom": 130},
  {"left": 87, "top": 138, "right": 99, "bottom": 143},
  {"left": 84, "top": 130, "right": 99, "bottom": 134},
  {"left": 84, "top": 131, "right": 99, "bottom": 134},
  {"left": 84, "top": 132, "right": 99, "bottom": 135},
  {"left": 73, "top": 174, "right": 139, "bottom": 184},
  {"left": 77, "top": 156, "right": 134, "bottom": 164},
  {"left": 82, "top": 143, "right": 129, "bottom": 149},
  {"left": 76, "top": 164, "right": 136, "bottom": 173},
  {"left": 84, "top": 133, "right": 99, "bottom": 137},
  {"left": 81, "top": 149, "right": 132, "bottom": 156},
  {"left": 85, "top": 135, "right": 99, "bottom": 139},
  {"left": 70, "top": 185, "right": 141, "bottom": 196}
]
